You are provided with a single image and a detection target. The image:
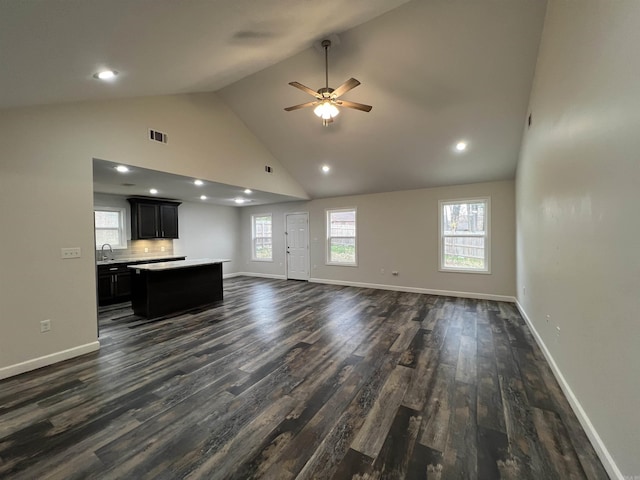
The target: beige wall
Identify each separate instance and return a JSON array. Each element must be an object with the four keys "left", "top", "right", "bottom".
[
  {"left": 0, "top": 92, "right": 307, "bottom": 378},
  {"left": 173, "top": 201, "right": 241, "bottom": 274},
  {"left": 240, "top": 181, "right": 516, "bottom": 298},
  {"left": 516, "top": 0, "right": 640, "bottom": 476}
]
